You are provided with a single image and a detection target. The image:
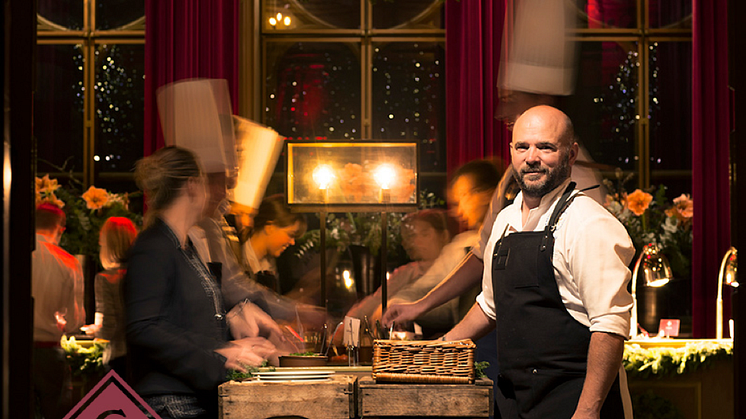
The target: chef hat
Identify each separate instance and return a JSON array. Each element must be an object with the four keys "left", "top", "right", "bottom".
[
  {"left": 230, "top": 116, "right": 284, "bottom": 211},
  {"left": 156, "top": 79, "right": 238, "bottom": 175},
  {"left": 498, "top": 0, "right": 578, "bottom": 96}
]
